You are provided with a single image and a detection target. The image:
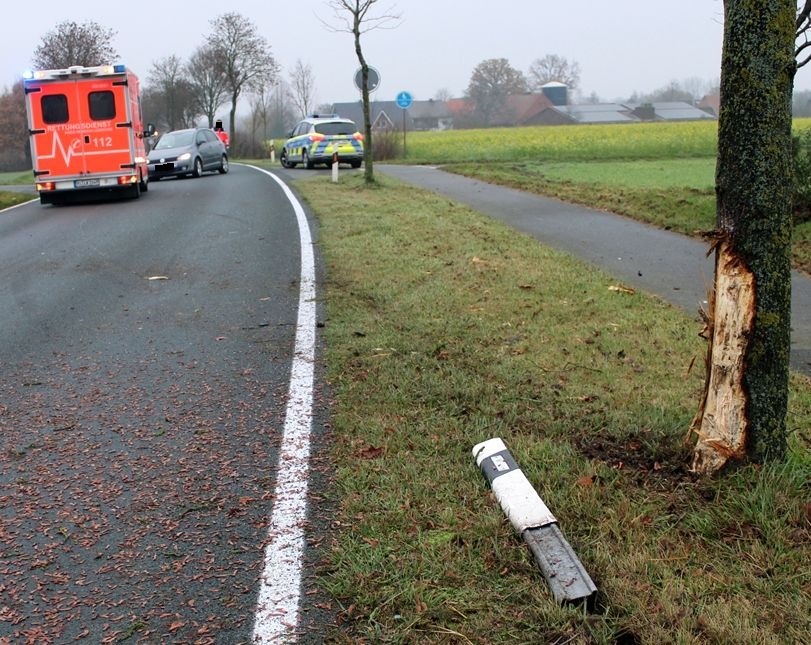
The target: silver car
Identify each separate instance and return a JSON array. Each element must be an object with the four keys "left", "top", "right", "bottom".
[{"left": 148, "top": 127, "right": 229, "bottom": 179}]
